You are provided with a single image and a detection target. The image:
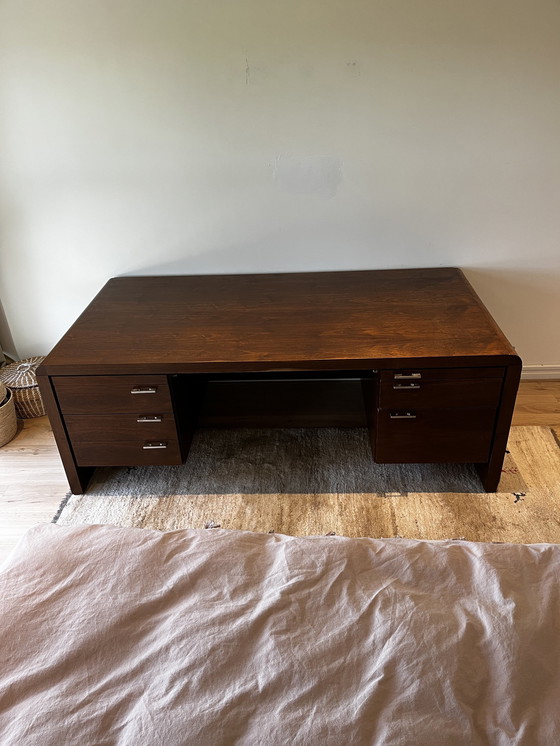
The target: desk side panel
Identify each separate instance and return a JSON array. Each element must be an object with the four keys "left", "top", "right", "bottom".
[
  {"left": 36, "top": 373, "right": 94, "bottom": 494},
  {"left": 475, "top": 357, "right": 522, "bottom": 492}
]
